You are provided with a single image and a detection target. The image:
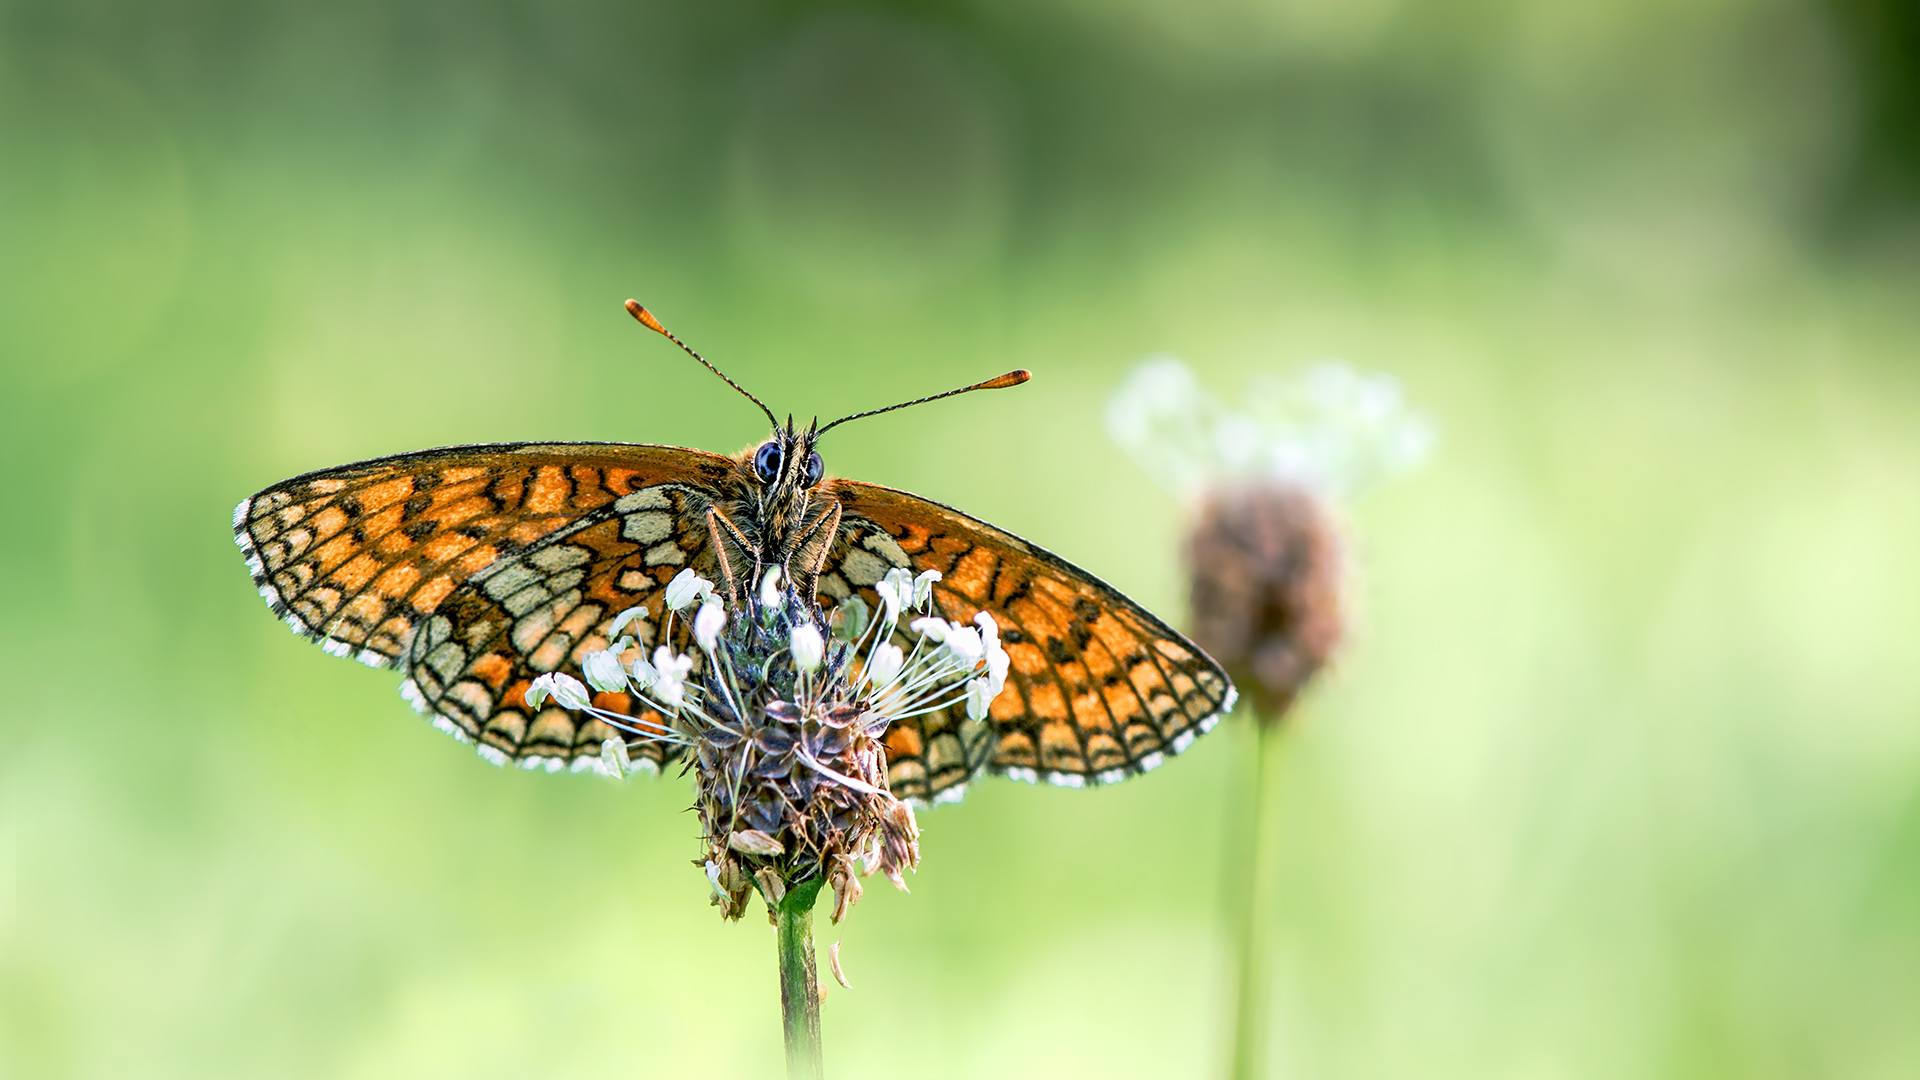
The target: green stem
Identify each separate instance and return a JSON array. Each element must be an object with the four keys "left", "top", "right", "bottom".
[
  {"left": 776, "top": 877, "right": 826, "bottom": 1080},
  {"left": 1228, "top": 718, "right": 1280, "bottom": 1080}
]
